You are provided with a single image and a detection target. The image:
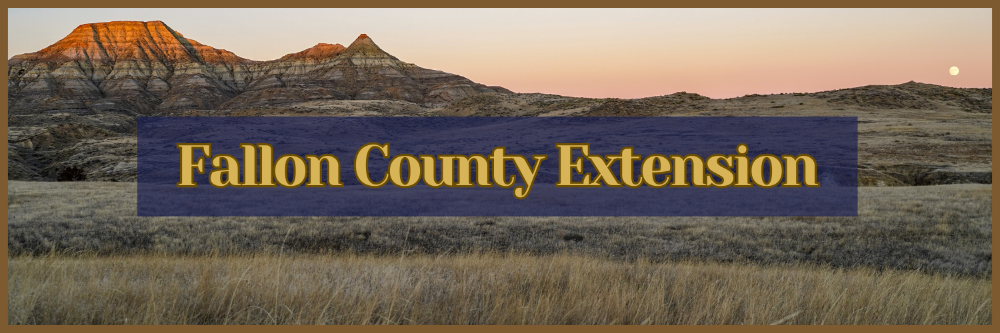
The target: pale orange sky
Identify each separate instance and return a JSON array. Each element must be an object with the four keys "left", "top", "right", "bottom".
[{"left": 7, "top": 8, "right": 992, "bottom": 98}]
